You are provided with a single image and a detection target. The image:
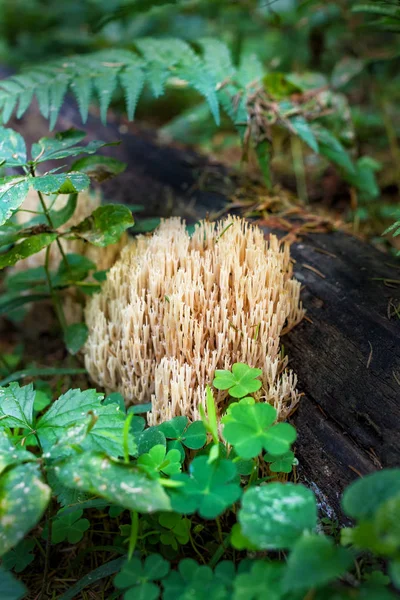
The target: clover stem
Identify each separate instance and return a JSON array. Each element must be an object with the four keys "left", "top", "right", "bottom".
[{"left": 128, "top": 510, "right": 139, "bottom": 560}]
